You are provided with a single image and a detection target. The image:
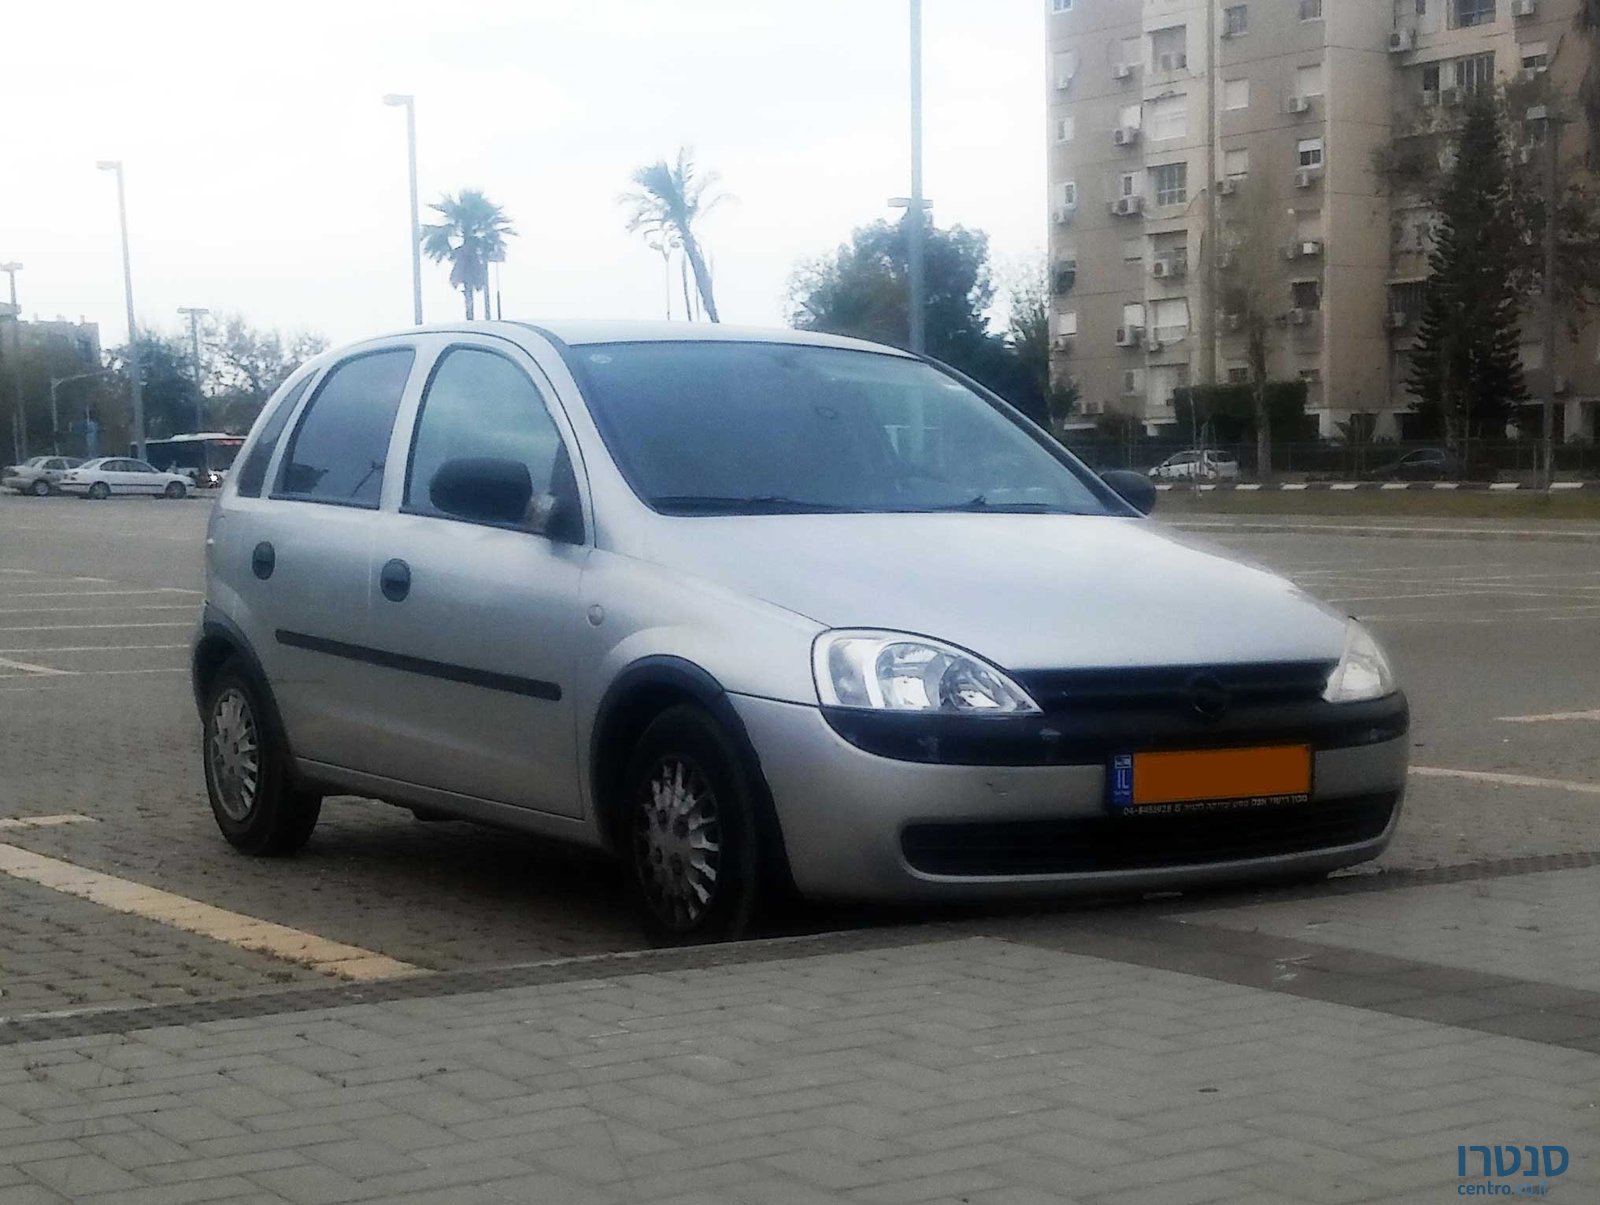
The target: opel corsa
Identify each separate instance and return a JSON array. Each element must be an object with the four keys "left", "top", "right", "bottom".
[{"left": 192, "top": 323, "right": 1409, "bottom": 939}]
